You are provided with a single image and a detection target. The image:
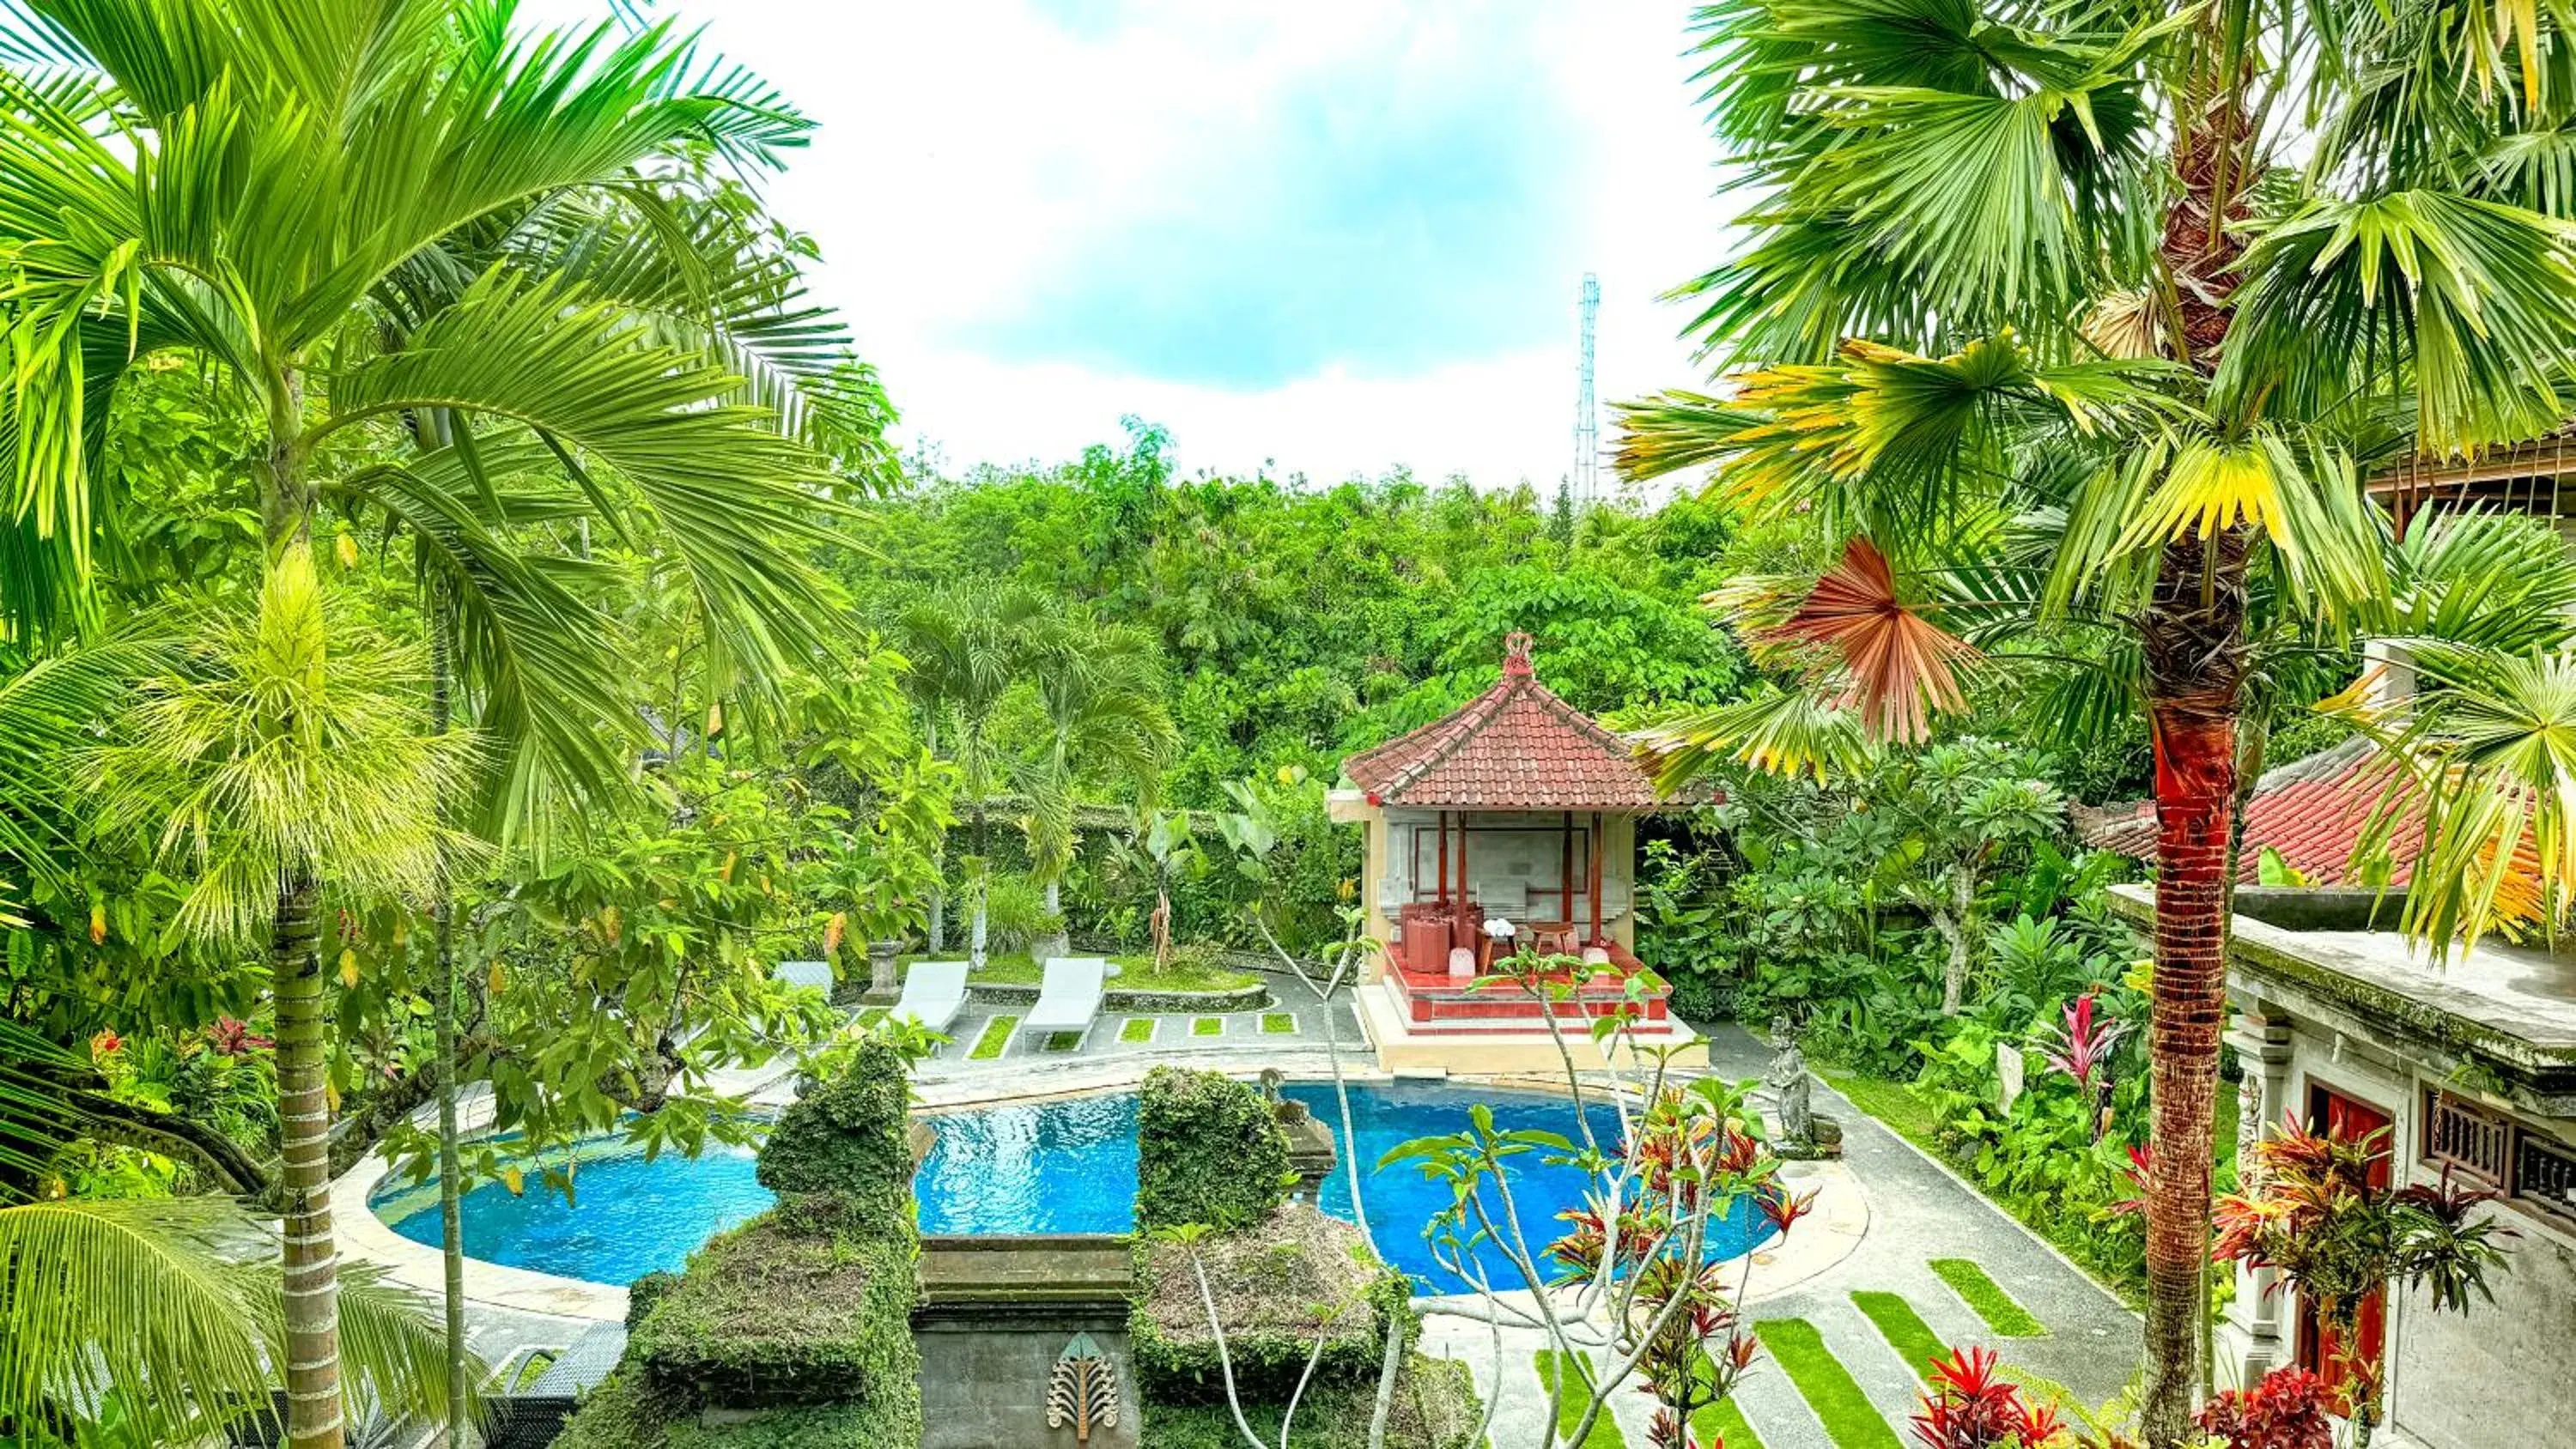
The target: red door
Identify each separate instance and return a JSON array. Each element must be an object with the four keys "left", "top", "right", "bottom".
[{"left": 2295, "top": 1085, "right": 2391, "bottom": 1413}]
